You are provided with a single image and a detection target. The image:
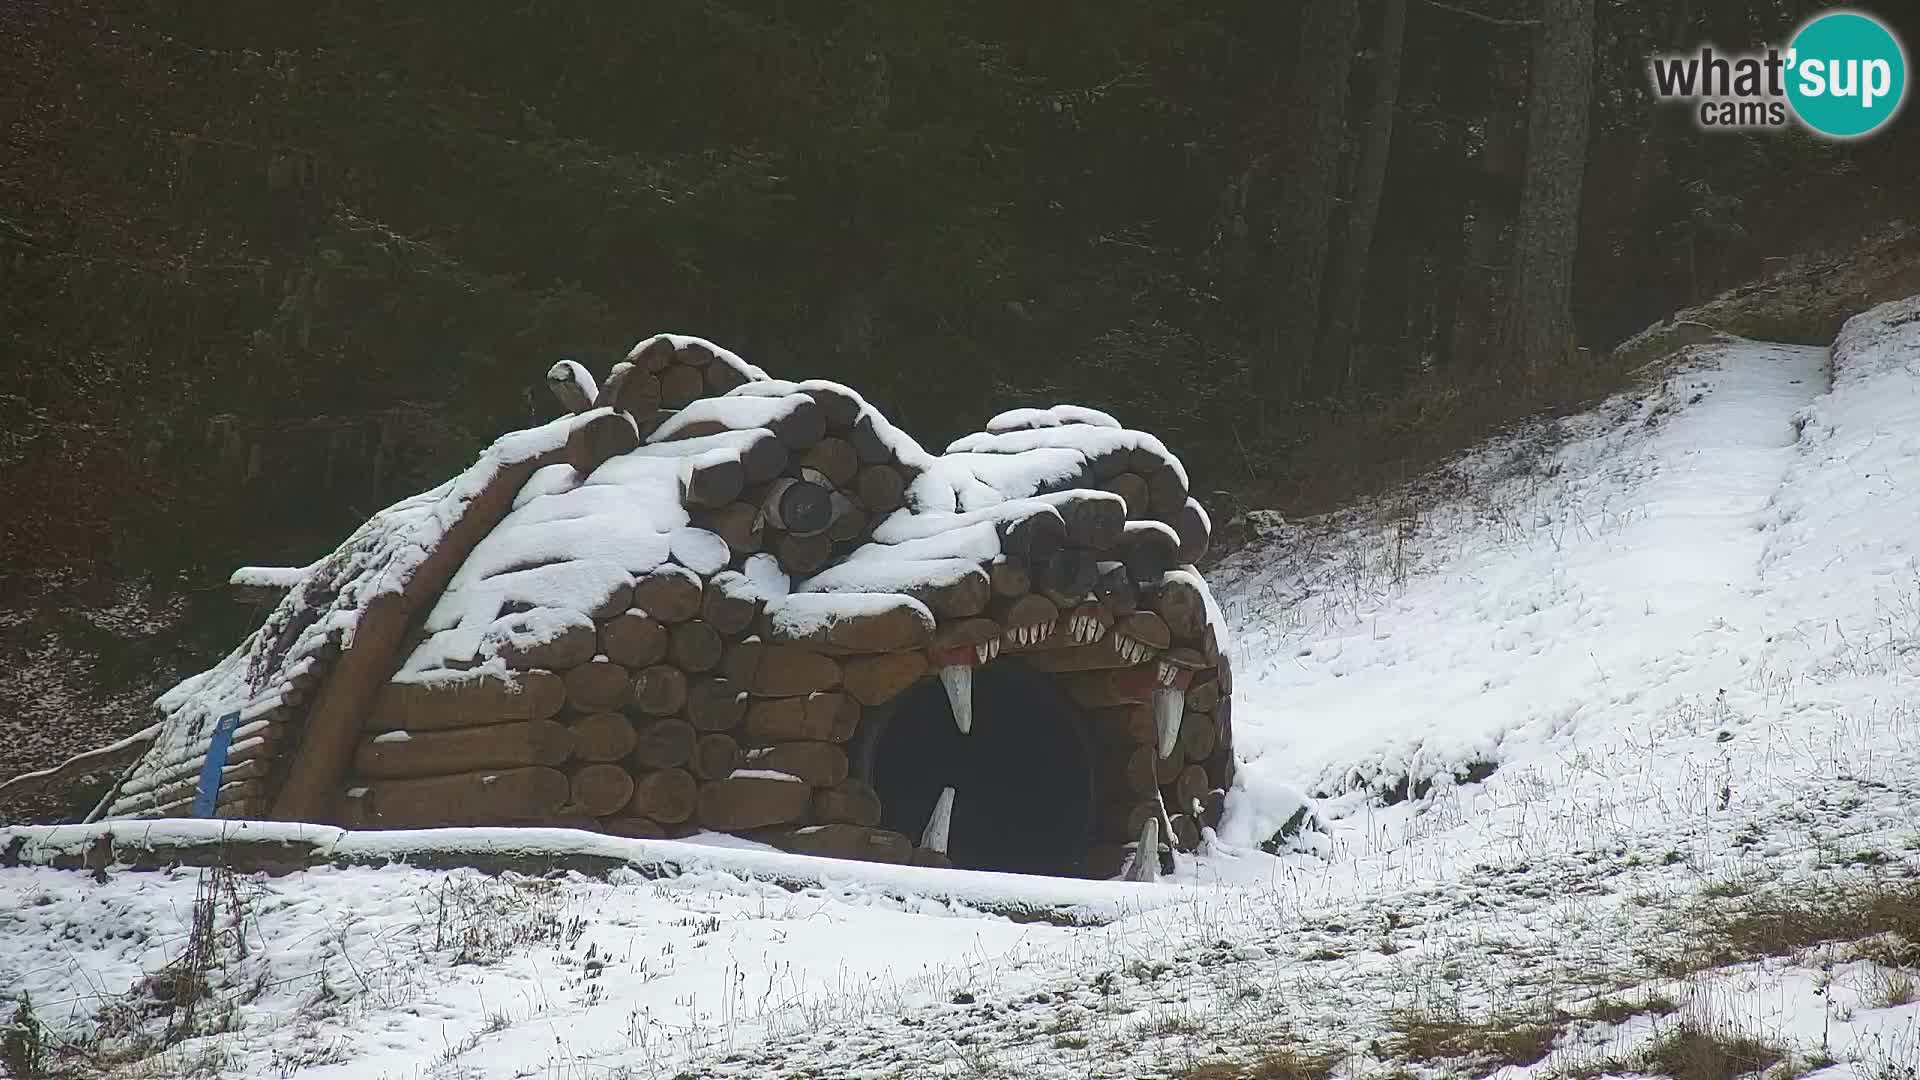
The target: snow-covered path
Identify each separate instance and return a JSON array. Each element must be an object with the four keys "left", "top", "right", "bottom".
[
  {"left": 8, "top": 302, "right": 1920, "bottom": 1079},
  {"left": 1220, "top": 339, "right": 1831, "bottom": 847}
]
